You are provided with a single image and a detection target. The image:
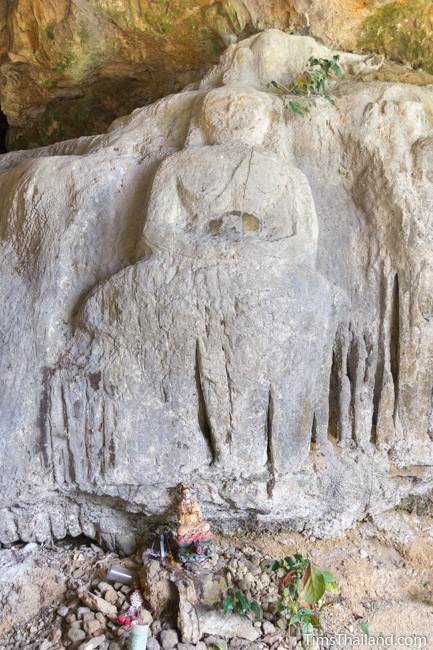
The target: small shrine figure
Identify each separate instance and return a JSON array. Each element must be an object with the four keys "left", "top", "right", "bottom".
[{"left": 176, "top": 485, "right": 213, "bottom": 563}]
